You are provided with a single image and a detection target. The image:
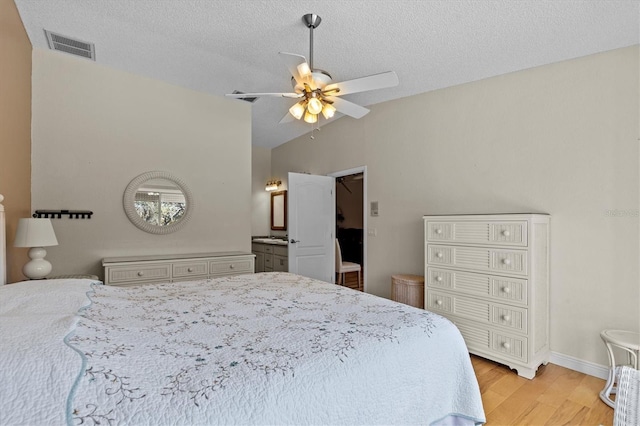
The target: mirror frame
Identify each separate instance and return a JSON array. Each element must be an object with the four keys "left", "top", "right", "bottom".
[
  {"left": 270, "top": 190, "right": 287, "bottom": 231},
  {"left": 123, "top": 171, "right": 194, "bottom": 234}
]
